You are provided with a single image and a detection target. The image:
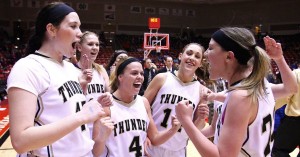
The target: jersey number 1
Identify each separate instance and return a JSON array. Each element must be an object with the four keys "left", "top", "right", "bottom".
[{"left": 160, "top": 108, "right": 181, "bottom": 132}]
